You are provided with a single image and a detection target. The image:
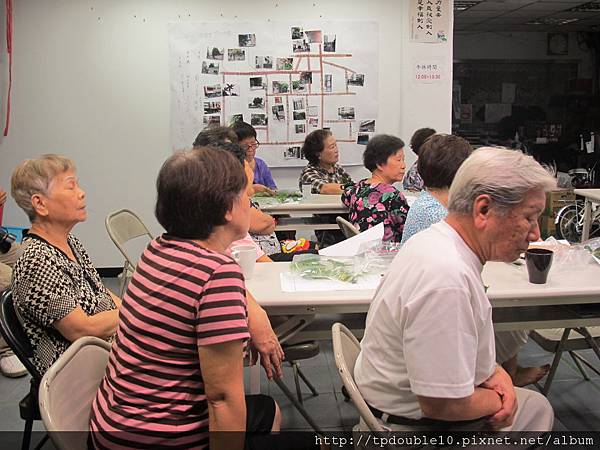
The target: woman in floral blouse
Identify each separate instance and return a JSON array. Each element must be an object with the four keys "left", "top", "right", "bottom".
[{"left": 342, "top": 135, "right": 410, "bottom": 242}]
